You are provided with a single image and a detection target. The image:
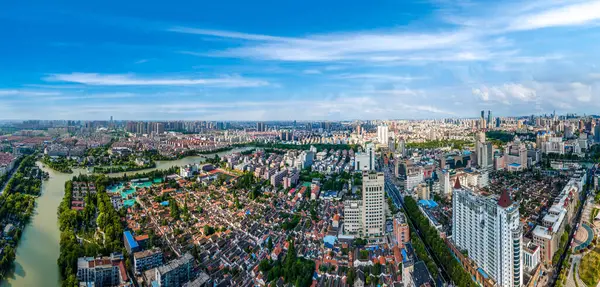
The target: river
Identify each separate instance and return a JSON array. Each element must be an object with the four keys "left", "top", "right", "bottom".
[{"left": 2, "top": 147, "right": 251, "bottom": 287}]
